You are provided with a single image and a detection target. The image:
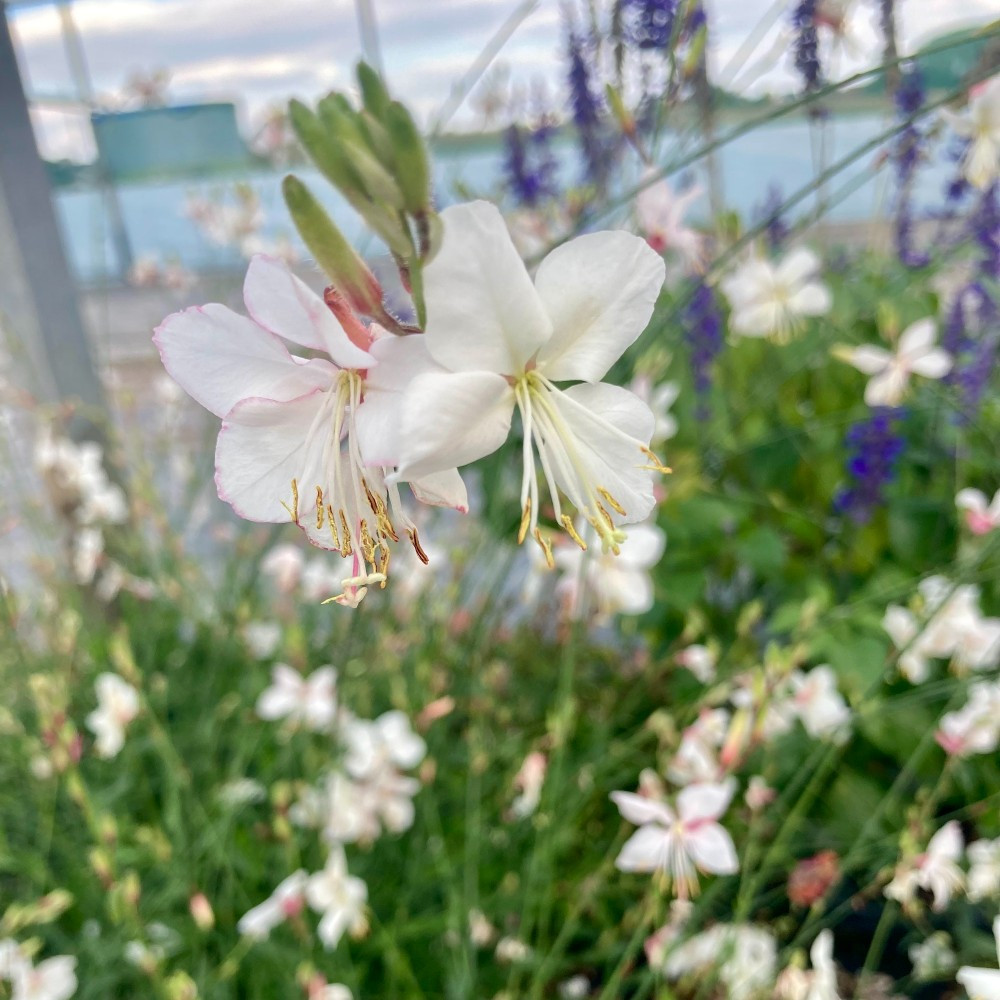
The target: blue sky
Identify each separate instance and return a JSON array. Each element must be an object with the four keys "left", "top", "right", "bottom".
[{"left": 9, "top": 0, "right": 995, "bottom": 161}]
